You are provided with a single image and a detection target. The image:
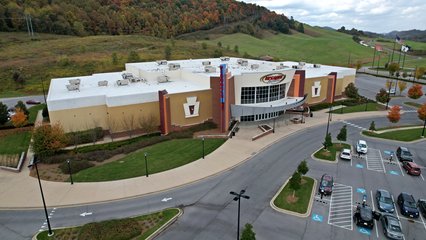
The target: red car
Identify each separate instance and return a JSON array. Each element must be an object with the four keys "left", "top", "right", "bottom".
[
  {"left": 26, "top": 99, "right": 41, "bottom": 105},
  {"left": 403, "top": 162, "right": 421, "bottom": 176}
]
